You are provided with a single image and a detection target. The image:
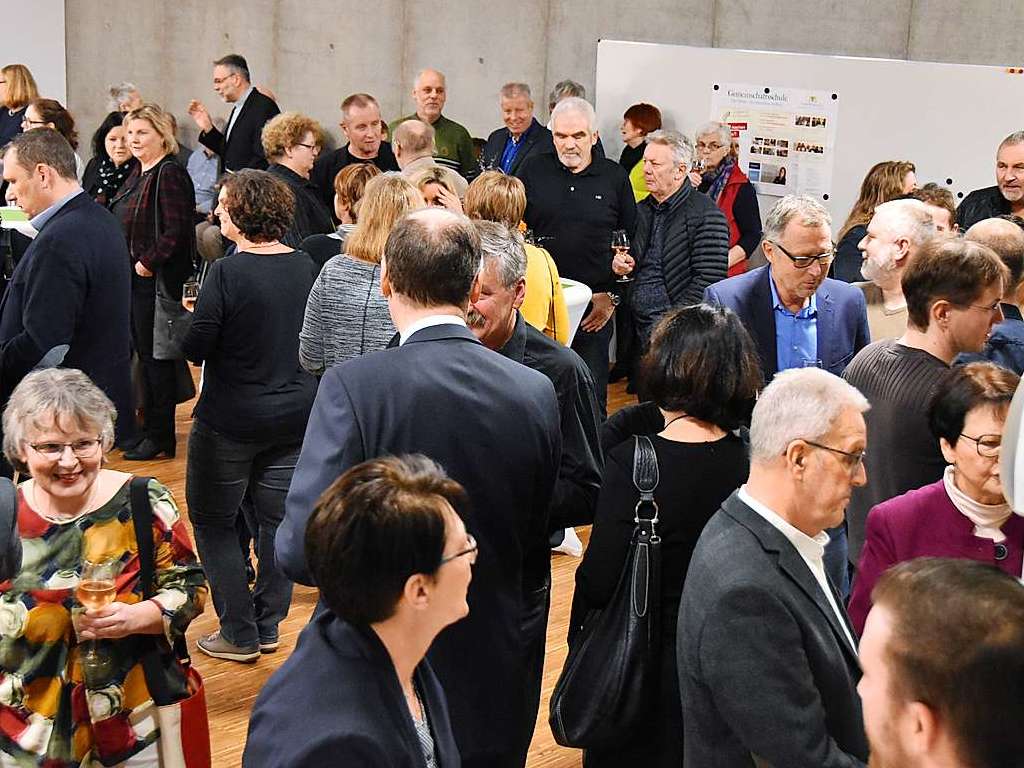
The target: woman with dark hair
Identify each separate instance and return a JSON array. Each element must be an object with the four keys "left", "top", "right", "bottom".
[
  {"left": 0, "top": 63, "right": 38, "bottom": 146},
  {"left": 848, "top": 361, "right": 1024, "bottom": 635},
  {"left": 571, "top": 303, "right": 763, "bottom": 767},
  {"left": 619, "top": 102, "right": 662, "bottom": 201},
  {"left": 299, "top": 162, "right": 381, "bottom": 270},
  {"left": 833, "top": 160, "right": 917, "bottom": 282},
  {"left": 244, "top": 455, "right": 472, "bottom": 765},
  {"left": 22, "top": 97, "right": 84, "bottom": 179},
  {"left": 82, "top": 111, "right": 137, "bottom": 206},
  {"left": 183, "top": 169, "right": 318, "bottom": 663},
  {"left": 110, "top": 104, "right": 196, "bottom": 460}
]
